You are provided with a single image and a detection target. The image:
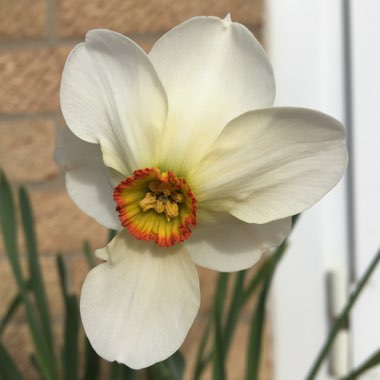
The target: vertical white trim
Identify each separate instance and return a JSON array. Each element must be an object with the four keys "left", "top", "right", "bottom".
[
  {"left": 350, "top": 1, "right": 380, "bottom": 378},
  {"left": 265, "top": 1, "right": 350, "bottom": 379}
]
